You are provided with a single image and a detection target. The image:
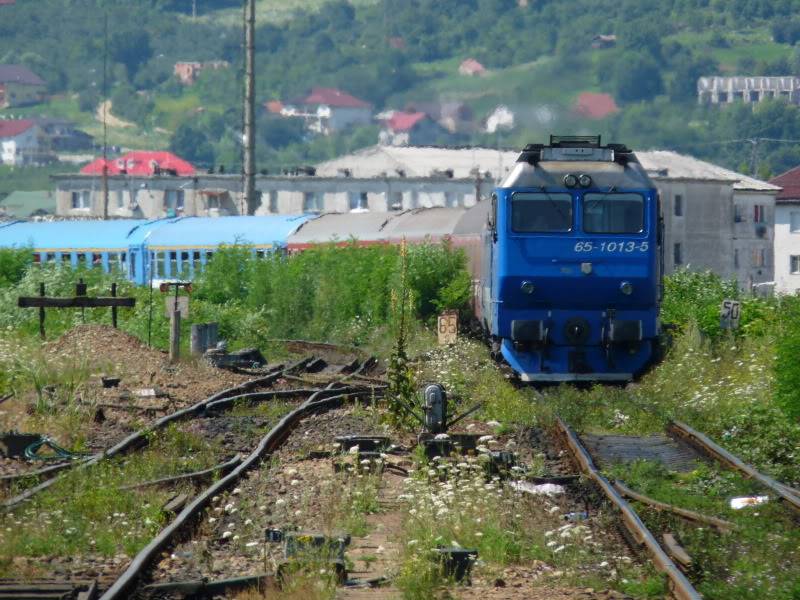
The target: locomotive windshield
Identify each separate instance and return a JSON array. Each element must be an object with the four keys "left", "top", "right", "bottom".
[
  {"left": 583, "top": 193, "right": 644, "bottom": 233},
  {"left": 511, "top": 192, "right": 572, "bottom": 232}
]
